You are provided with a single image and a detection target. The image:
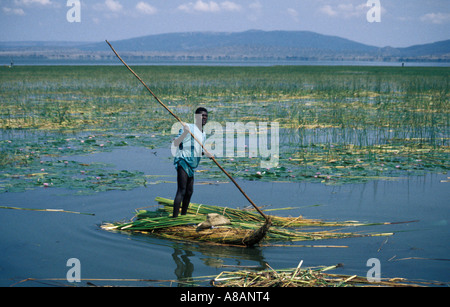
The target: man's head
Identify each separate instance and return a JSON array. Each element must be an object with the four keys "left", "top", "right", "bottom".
[{"left": 195, "top": 107, "right": 208, "bottom": 127}]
